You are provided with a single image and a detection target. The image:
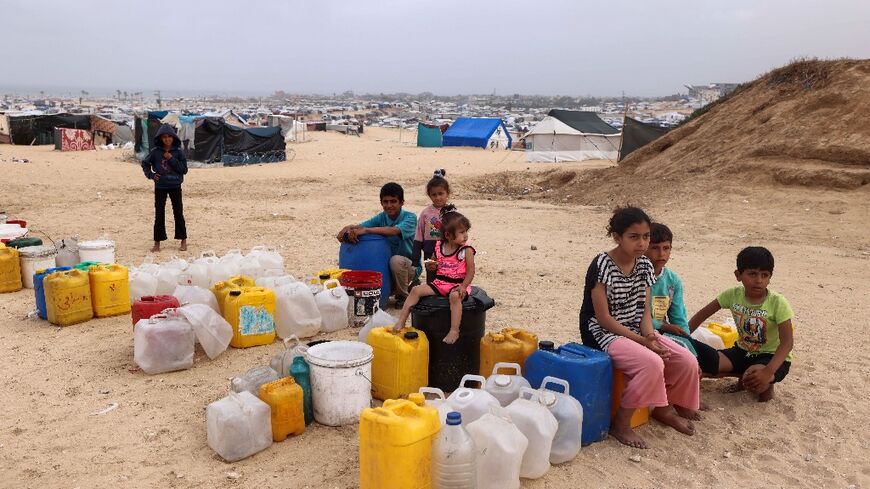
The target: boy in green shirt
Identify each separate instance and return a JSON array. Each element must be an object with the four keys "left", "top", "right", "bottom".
[{"left": 689, "top": 246, "right": 795, "bottom": 402}]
